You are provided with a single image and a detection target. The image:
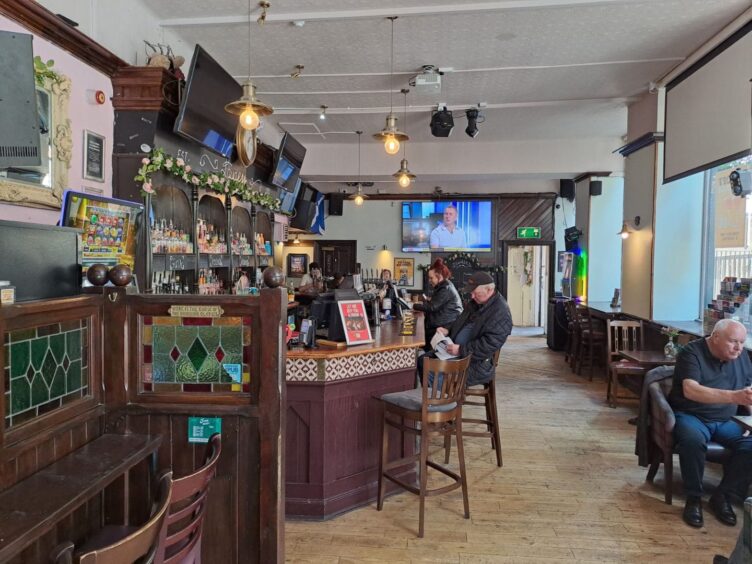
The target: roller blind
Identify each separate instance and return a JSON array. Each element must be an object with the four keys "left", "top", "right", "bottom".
[{"left": 664, "top": 25, "right": 752, "bottom": 183}]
